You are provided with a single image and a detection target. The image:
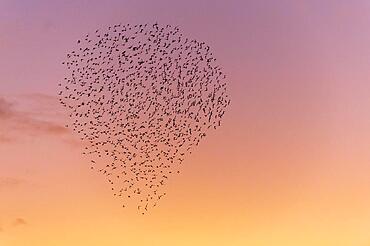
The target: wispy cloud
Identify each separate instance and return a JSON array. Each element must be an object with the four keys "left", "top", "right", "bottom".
[
  {"left": 0, "top": 217, "right": 29, "bottom": 232},
  {"left": 0, "top": 97, "right": 14, "bottom": 119},
  {"left": 12, "top": 218, "right": 27, "bottom": 227},
  {"left": 0, "top": 134, "right": 13, "bottom": 143},
  {"left": 0, "top": 177, "right": 24, "bottom": 191},
  {"left": 0, "top": 94, "right": 70, "bottom": 142}
]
